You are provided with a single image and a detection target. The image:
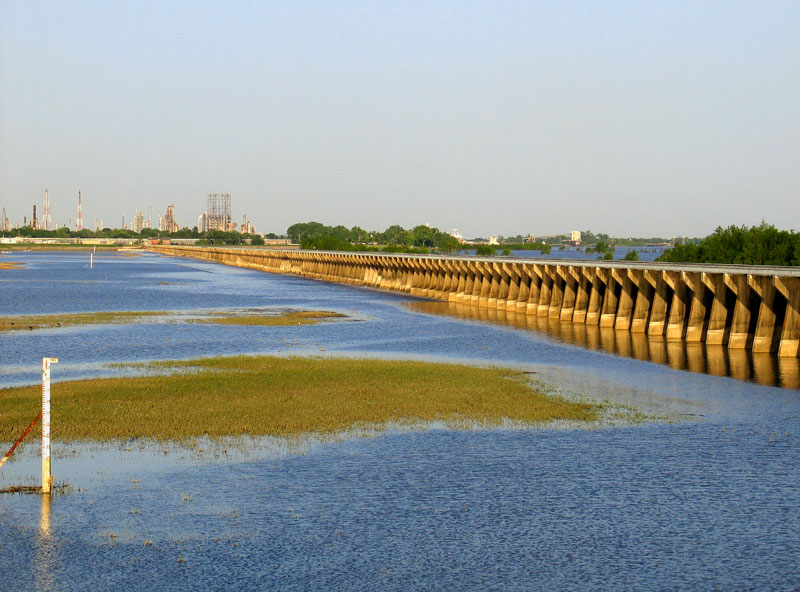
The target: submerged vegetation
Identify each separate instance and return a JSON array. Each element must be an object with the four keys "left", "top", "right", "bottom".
[
  {"left": 189, "top": 310, "right": 346, "bottom": 327},
  {"left": 0, "top": 309, "right": 345, "bottom": 332},
  {"left": 0, "top": 311, "right": 164, "bottom": 332},
  {"left": 0, "top": 356, "right": 599, "bottom": 441},
  {"left": 586, "top": 240, "right": 614, "bottom": 259}
]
